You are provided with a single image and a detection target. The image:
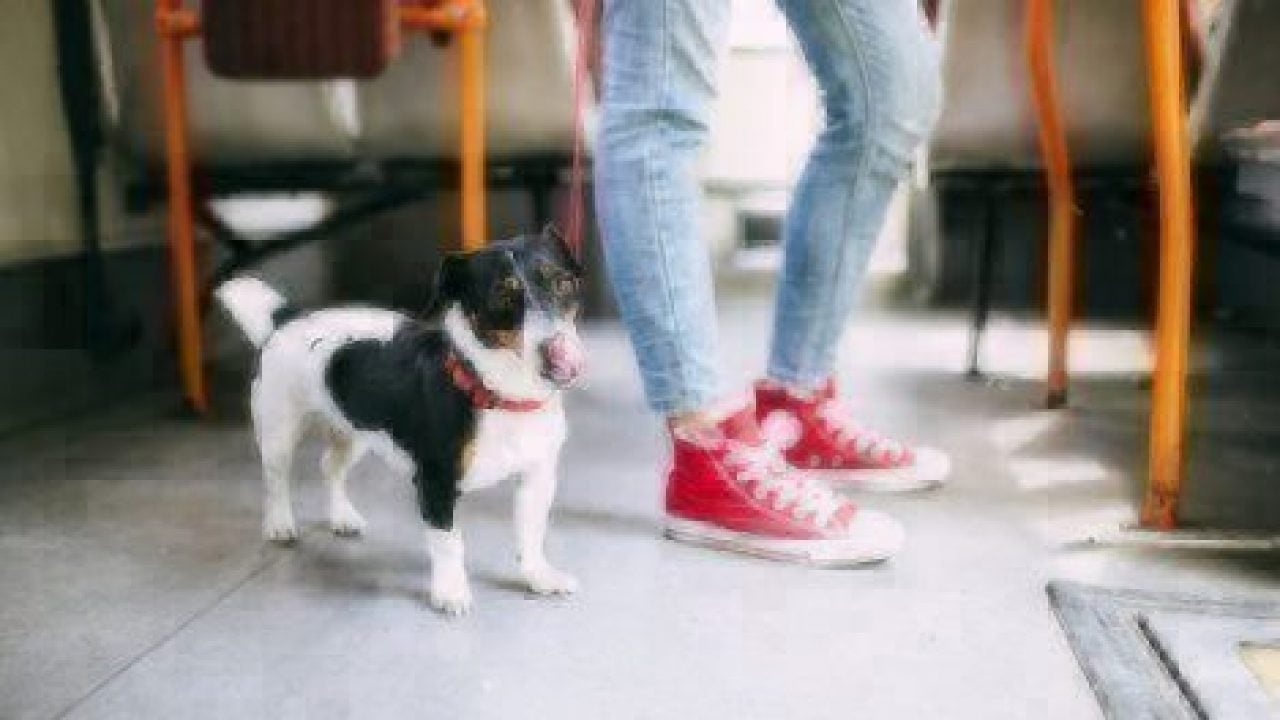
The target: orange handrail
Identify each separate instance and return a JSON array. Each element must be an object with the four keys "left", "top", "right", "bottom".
[
  {"left": 1024, "top": 0, "right": 1077, "bottom": 409},
  {"left": 457, "top": 4, "right": 488, "bottom": 251},
  {"left": 401, "top": 0, "right": 488, "bottom": 250},
  {"left": 156, "top": 0, "right": 207, "bottom": 413},
  {"left": 1140, "top": 0, "right": 1197, "bottom": 529}
]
